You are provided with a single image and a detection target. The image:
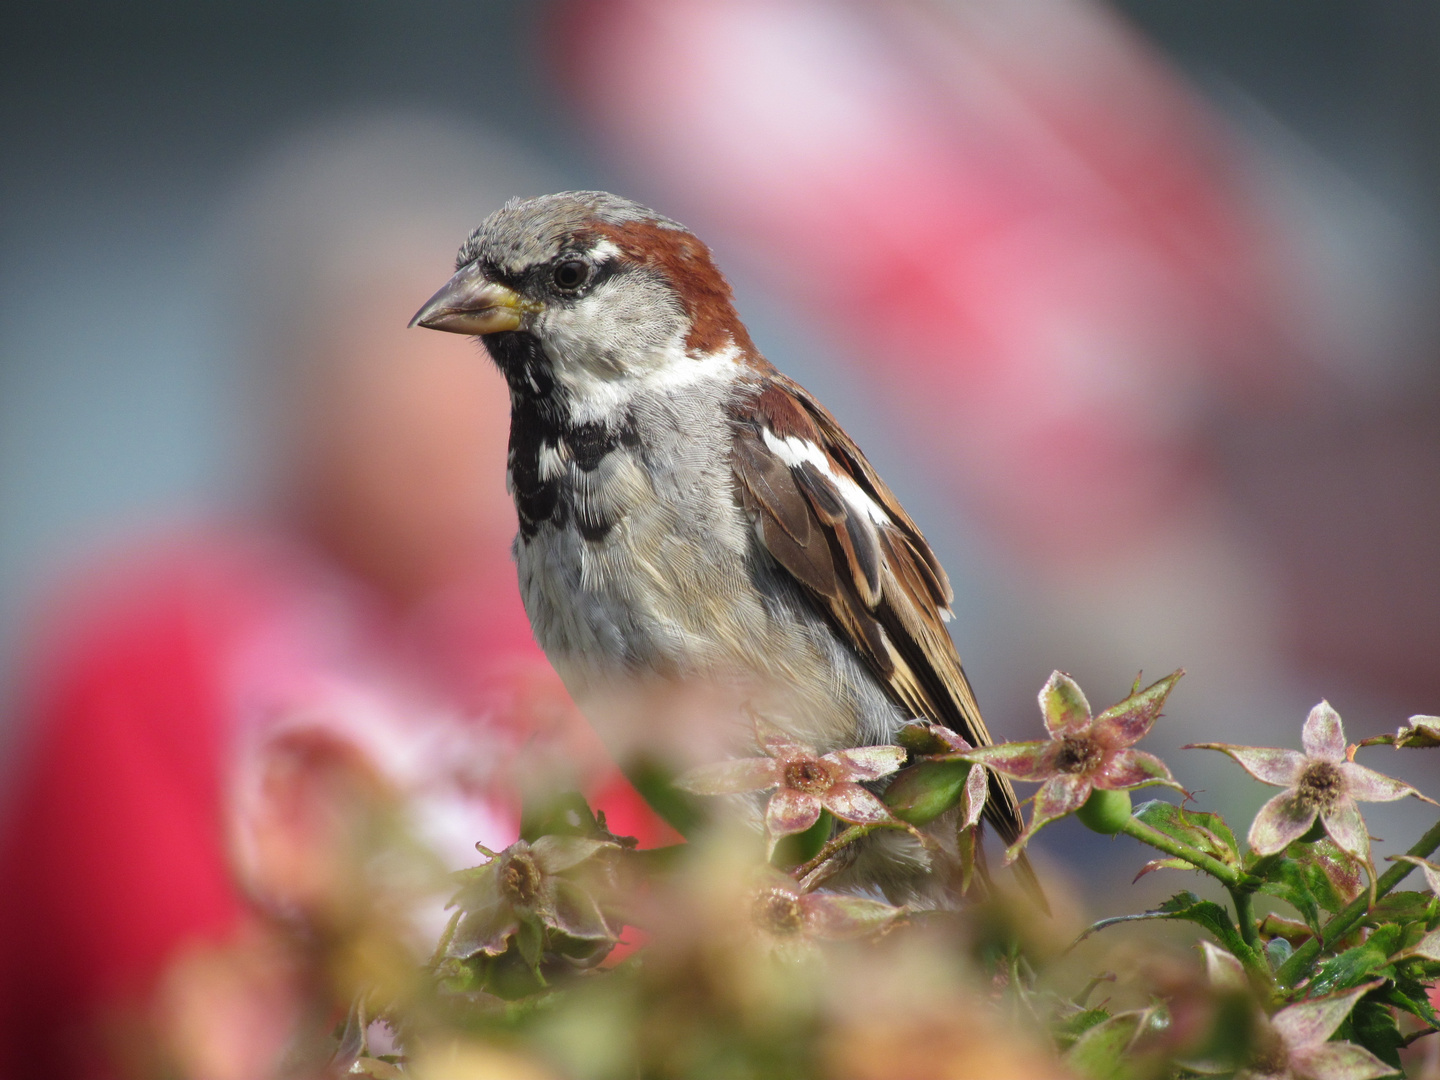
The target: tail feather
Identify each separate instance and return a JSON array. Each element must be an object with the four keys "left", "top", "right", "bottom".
[
  {"left": 983, "top": 767, "right": 1050, "bottom": 914},
  {"left": 1009, "top": 849, "right": 1049, "bottom": 915}
]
